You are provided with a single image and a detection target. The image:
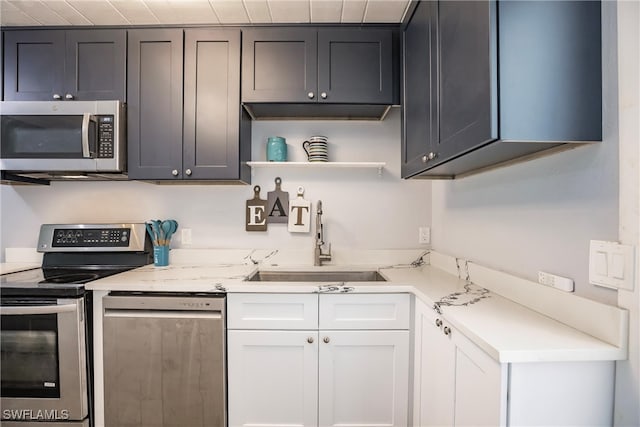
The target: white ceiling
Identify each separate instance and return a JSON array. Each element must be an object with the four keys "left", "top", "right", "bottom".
[{"left": 0, "top": 0, "right": 411, "bottom": 27}]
